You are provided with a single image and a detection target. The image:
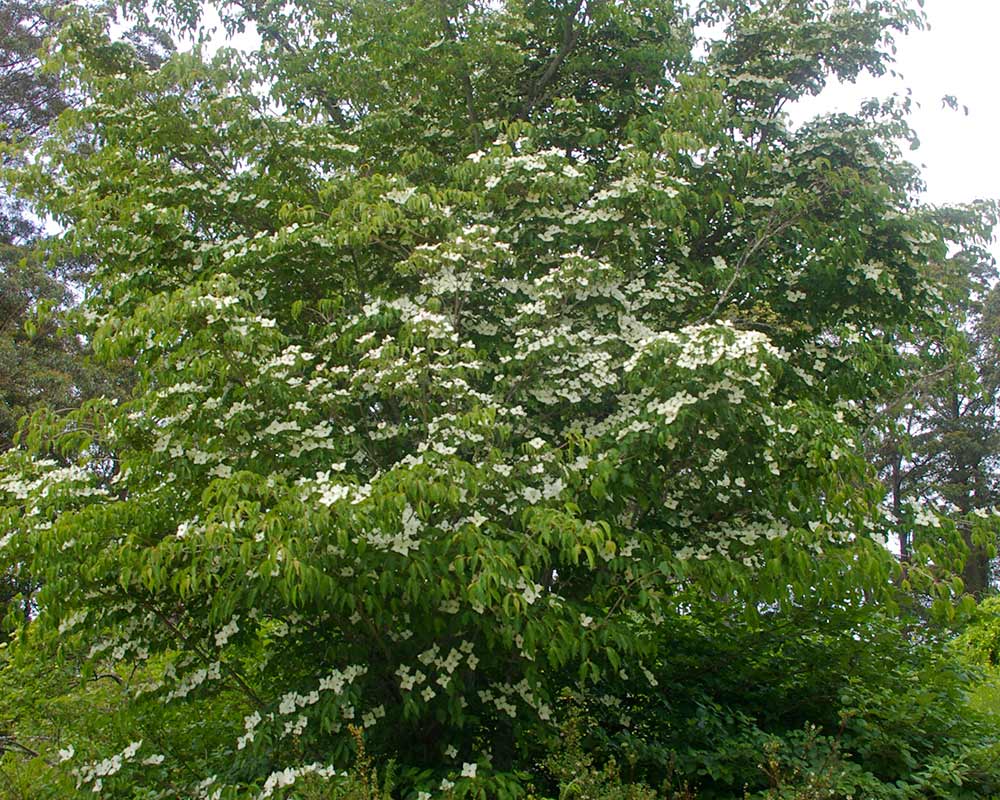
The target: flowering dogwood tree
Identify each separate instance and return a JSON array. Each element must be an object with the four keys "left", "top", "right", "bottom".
[{"left": 1, "top": 0, "right": 996, "bottom": 796}]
